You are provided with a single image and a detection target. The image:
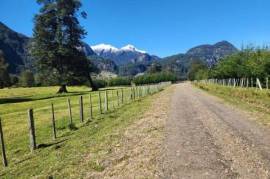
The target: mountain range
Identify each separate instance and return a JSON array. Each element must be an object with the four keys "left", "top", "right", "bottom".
[
  {"left": 0, "top": 21, "right": 30, "bottom": 73},
  {"left": 161, "top": 41, "right": 239, "bottom": 79},
  {"left": 91, "top": 44, "right": 159, "bottom": 66},
  {"left": 0, "top": 21, "right": 238, "bottom": 78}
]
